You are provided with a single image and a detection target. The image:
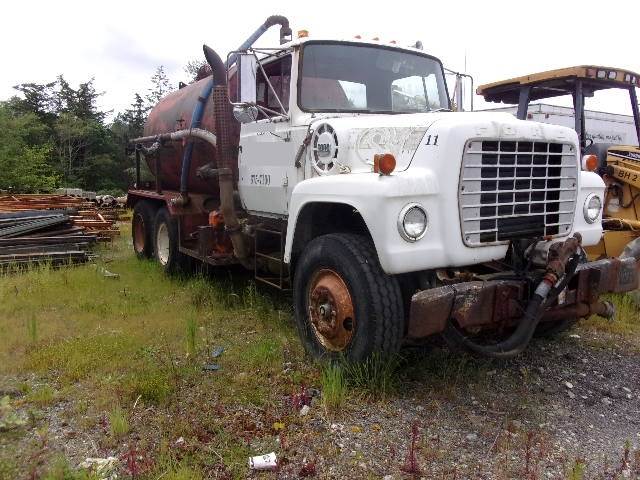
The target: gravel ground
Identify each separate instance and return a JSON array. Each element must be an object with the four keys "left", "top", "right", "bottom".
[
  {"left": 2, "top": 331, "right": 640, "bottom": 479},
  {"left": 271, "top": 332, "right": 640, "bottom": 479}
]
